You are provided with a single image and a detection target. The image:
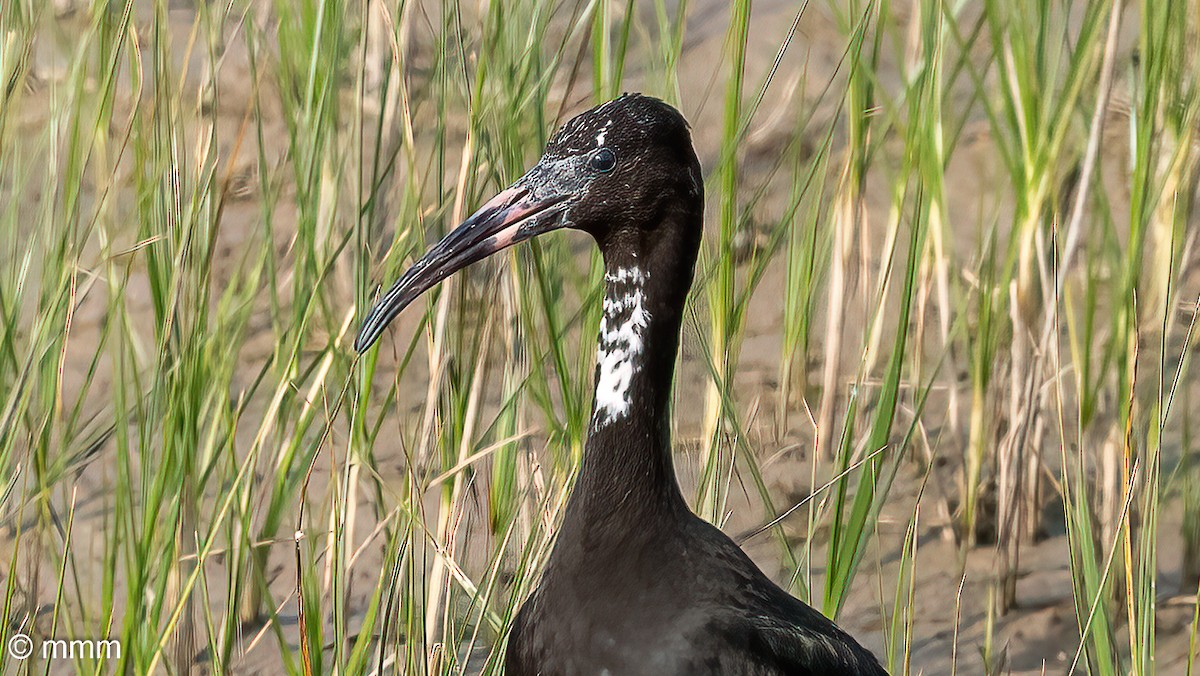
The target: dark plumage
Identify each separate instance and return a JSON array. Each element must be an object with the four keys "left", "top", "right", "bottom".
[{"left": 357, "top": 94, "right": 887, "bottom": 676}]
